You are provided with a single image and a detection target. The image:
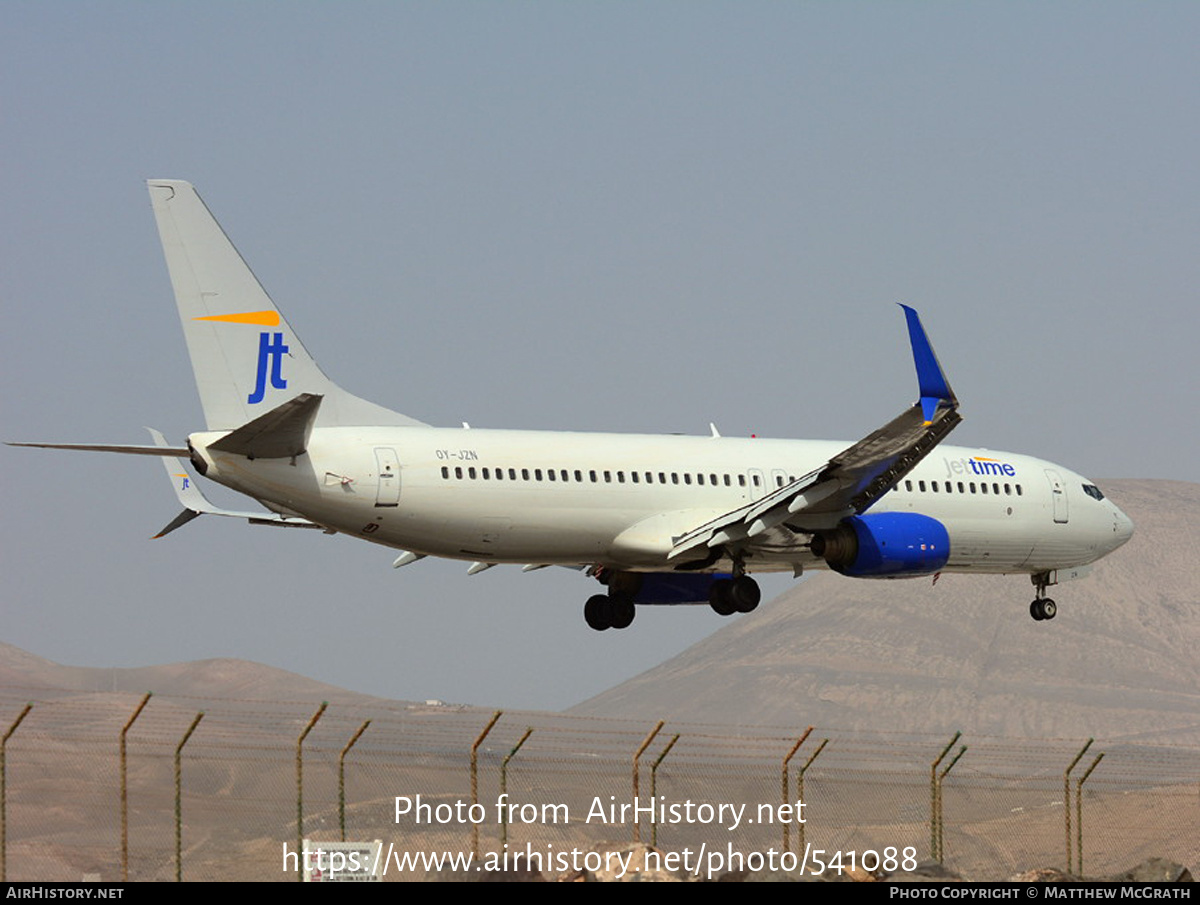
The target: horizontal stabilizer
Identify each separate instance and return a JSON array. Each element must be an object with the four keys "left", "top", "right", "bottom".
[
  {"left": 6, "top": 441, "right": 190, "bottom": 456},
  {"left": 208, "top": 393, "right": 322, "bottom": 459},
  {"left": 154, "top": 508, "right": 202, "bottom": 539},
  {"left": 150, "top": 428, "right": 322, "bottom": 536}
]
